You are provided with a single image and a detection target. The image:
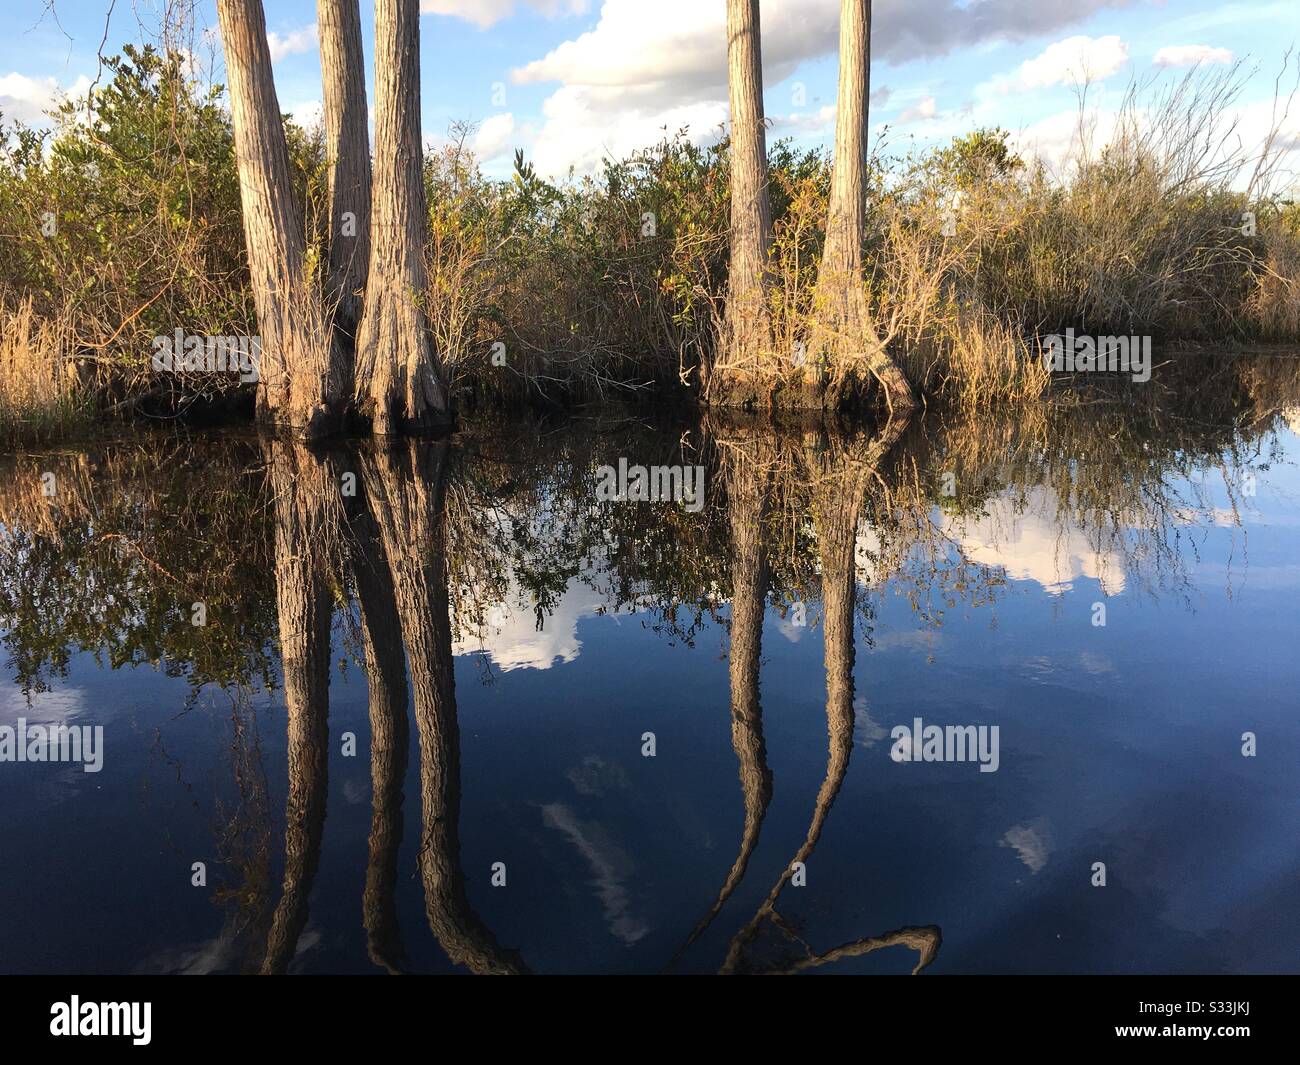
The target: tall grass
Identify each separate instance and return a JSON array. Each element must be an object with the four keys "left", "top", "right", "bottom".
[
  {"left": 0, "top": 296, "right": 88, "bottom": 445},
  {"left": 1, "top": 45, "right": 1297, "bottom": 428},
  {"left": 864, "top": 59, "right": 1300, "bottom": 407}
]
